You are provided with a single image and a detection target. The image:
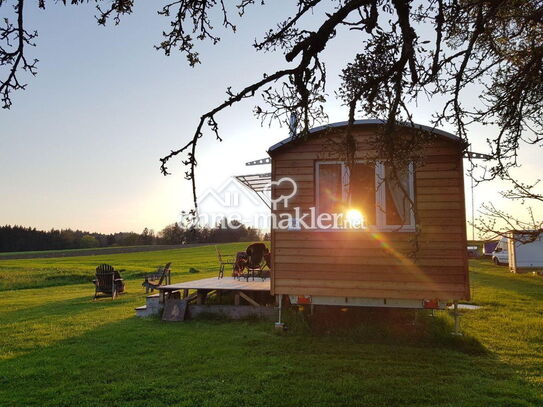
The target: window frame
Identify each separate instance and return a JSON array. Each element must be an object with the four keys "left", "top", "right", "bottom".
[{"left": 315, "top": 160, "right": 415, "bottom": 232}]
